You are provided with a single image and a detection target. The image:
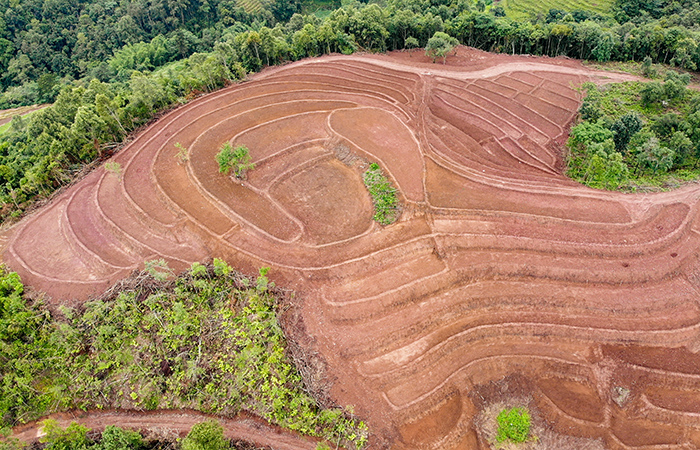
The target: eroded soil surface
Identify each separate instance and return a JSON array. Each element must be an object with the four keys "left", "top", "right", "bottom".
[{"left": 4, "top": 47, "right": 700, "bottom": 449}]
